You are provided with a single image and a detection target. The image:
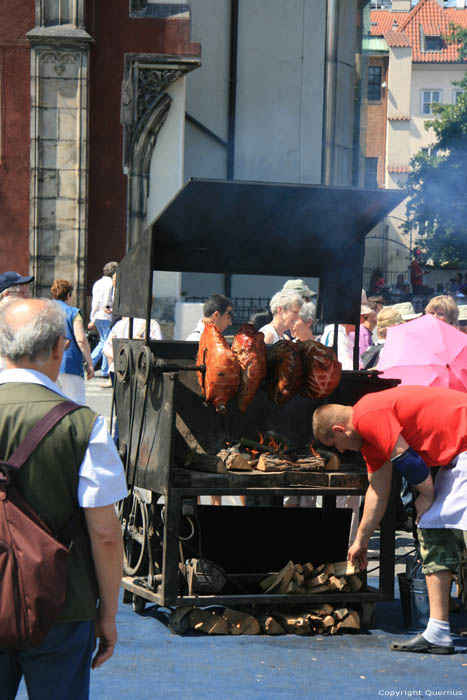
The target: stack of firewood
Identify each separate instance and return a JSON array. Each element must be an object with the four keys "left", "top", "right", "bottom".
[
  {"left": 173, "top": 560, "right": 365, "bottom": 636},
  {"left": 259, "top": 560, "right": 363, "bottom": 595},
  {"left": 183, "top": 603, "right": 360, "bottom": 636}
]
